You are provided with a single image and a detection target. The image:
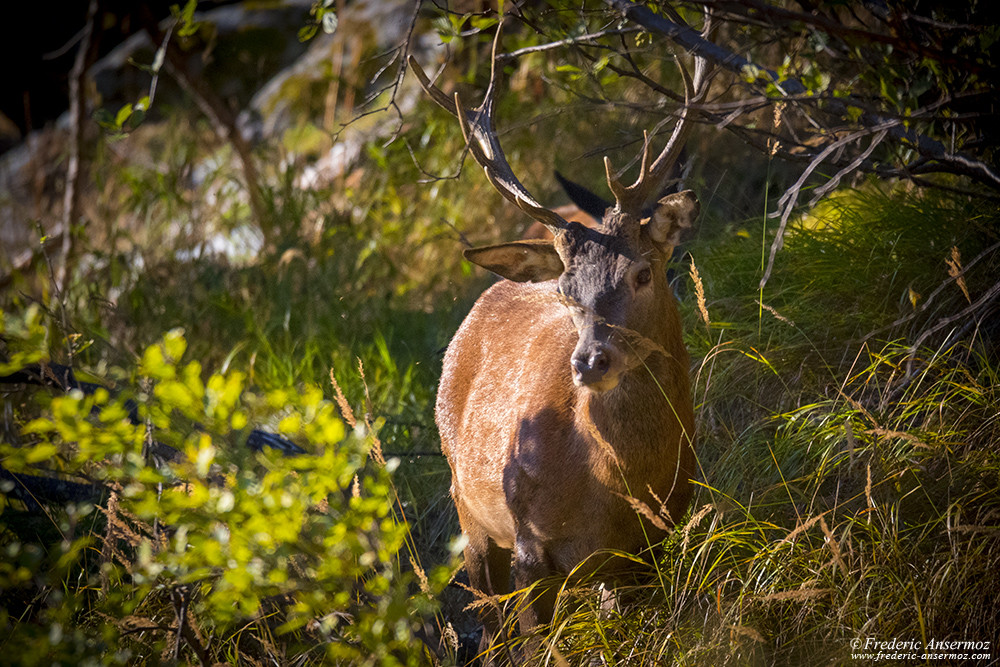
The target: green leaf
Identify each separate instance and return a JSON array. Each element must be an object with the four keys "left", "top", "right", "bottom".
[
  {"left": 114, "top": 104, "right": 134, "bottom": 129},
  {"left": 470, "top": 16, "right": 498, "bottom": 30},
  {"left": 173, "top": 0, "right": 200, "bottom": 37},
  {"left": 298, "top": 24, "right": 318, "bottom": 42}
]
